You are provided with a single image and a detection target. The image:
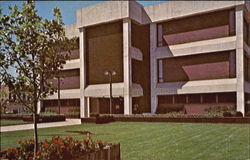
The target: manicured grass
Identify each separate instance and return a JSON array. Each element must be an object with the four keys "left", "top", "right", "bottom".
[
  {"left": 1, "top": 122, "right": 249, "bottom": 160},
  {"left": 0, "top": 120, "right": 29, "bottom": 126}
]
